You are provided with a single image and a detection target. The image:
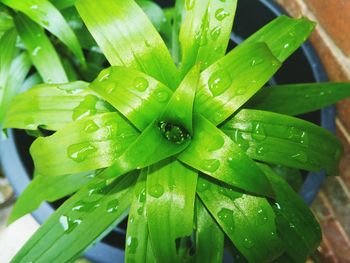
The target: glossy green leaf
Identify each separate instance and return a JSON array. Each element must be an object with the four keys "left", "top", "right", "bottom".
[
  {"left": 169, "top": 0, "right": 184, "bottom": 65},
  {"left": 221, "top": 109, "right": 342, "bottom": 175},
  {"left": 0, "top": 11, "right": 14, "bottom": 37},
  {"left": 180, "top": 0, "right": 237, "bottom": 74},
  {"left": 30, "top": 112, "right": 139, "bottom": 176},
  {"left": 9, "top": 171, "right": 94, "bottom": 224},
  {"left": 192, "top": 198, "right": 224, "bottom": 263},
  {"left": 0, "top": 28, "right": 19, "bottom": 124},
  {"left": 241, "top": 15, "right": 315, "bottom": 62},
  {"left": 11, "top": 172, "right": 137, "bottom": 263},
  {"left": 137, "top": 0, "right": 167, "bottom": 32},
  {"left": 4, "top": 81, "right": 111, "bottom": 131},
  {"left": 248, "top": 83, "right": 350, "bottom": 116},
  {"left": 91, "top": 67, "right": 174, "bottom": 131},
  {"left": 179, "top": 115, "right": 273, "bottom": 197},
  {"left": 125, "top": 170, "right": 155, "bottom": 262},
  {"left": 51, "top": 0, "right": 75, "bottom": 10},
  {"left": 76, "top": 0, "right": 179, "bottom": 89},
  {"left": 194, "top": 43, "right": 281, "bottom": 125},
  {"left": 258, "top": 164, "right": 322, "bottom": 263},
  {"left": 14, "top": 13, "right": 68, "bottom": 83},
  {"left": 2, "top": 0, "right": 85, "bottom": 65},
  {"left": 146, "top": 159, "right": 197, "bottom": 262},
  {"left": 197, "top": 176, "right": 284, "bottom": 263},
  {"left": 271, "top": 165, "right": 303, "bottom": 192}
]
